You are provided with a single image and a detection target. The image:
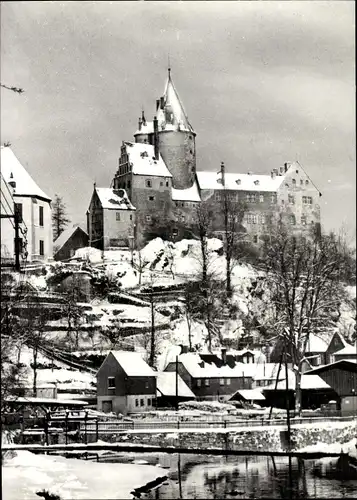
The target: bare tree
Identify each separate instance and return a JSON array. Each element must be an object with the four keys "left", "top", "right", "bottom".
[
  {"left": 262, "top": 225, "right": 350, "bottom": 415},
  {"left": 52, "top": 194, "right": 71, "bottom": 241}
]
